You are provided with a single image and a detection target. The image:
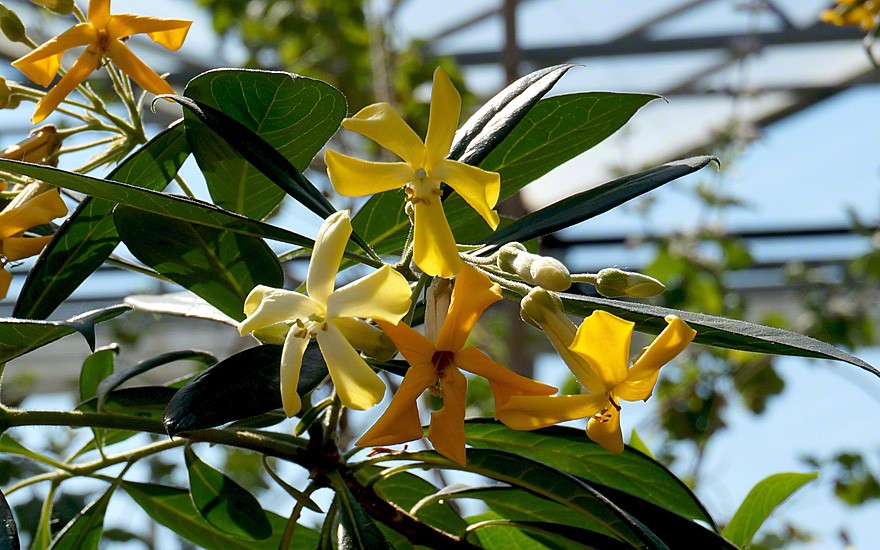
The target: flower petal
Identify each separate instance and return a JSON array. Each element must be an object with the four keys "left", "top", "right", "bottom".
[
  {"left": 0, "top": 189, "right": 67, "bottom": 238},
  {"left": 434, "top": 159, "right": 500, "bottom": 229},
  {"left": 0, "top": 268, "right": 10, "bottom": 300},
  {"left": 497, "top": 393, "right": 607, "bottom": 431},
  {"left": 586, "top": 405, "right": 624, "bottom": 453},
  {"left": 355, "top": 363, "right": 436, "bottom": 448},
  {"left": 435, "top": 264, "right": 500, "bottom": 351},
  {"left": 332, "top": 317, "right": 396, "bottom": 360},
  {"left": 325, "top": 150, "right": 412, "bottom": 197},
  {"left": 327, "top": 265, "right": 411, "bottom": 324},
  {"left": 615, "top": 315, "right": 695, "bottom": 402},
  {"left": 106, "top": 15, "right": 192, "bottom": 49},
  {"left": 105, "top": 40, "right": 175, "bottom": 96},
  {"left": 375, "top": 319, "right": 436, "bottom": 367},
  {"left": 342, "top": 103, "right": 425, "bottom": 166},
  {"left": 318, "top": 321, "right": 386, "bottom": 410},
  {"left": 30, "top": 46, "right": 103, "bottom": 123},
  {"left": 2, "top": 235, "right": 52, "bottom": 261},
  {"left": 412, "top": 198, "right": 462, "bottom": 278},
  {"left": 238, "top": 286, "right": 319, "bottom": 336},
  {"left": 427, "top": 366, "right": 468, "bottom": 465},
  {"left": 424, "top": 68, "right": 460, "bottom": 168},
  {"left": 307, "top": 210, "right": 350, "bottom": 305},
  {"left": 88, "top": 0, "right": 111, "bottom": 27},
  {"left": 570, "top": 310, "right": 634, "bottom": 391},
  {"left": 12, "top": 23, "right": 96, "bottom": 87},
  {"left": 454, "top": 347, "right": 556, "bottom": 409},
  {"left": 280, "top": 330, "right": 309, "bottom": 416}
]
